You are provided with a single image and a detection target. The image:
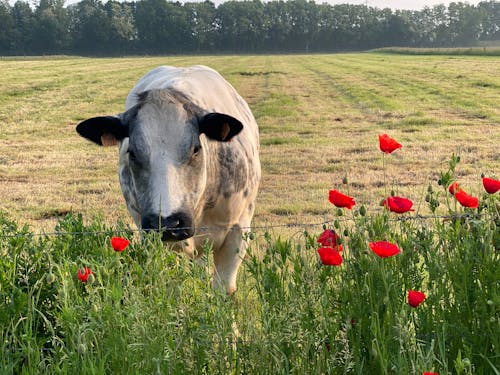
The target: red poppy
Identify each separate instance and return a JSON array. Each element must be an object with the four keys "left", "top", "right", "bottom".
[
  {"left": 454, "top": 189, "right": 479, "bottom": 208},
  {"left": 483, "top": 177, "right": 500, "bottom": 194},
  {"left": 408, "top": 290, "right": 426, "bottom": 308},
  {"left": 379, "top": 134, "right": 402, "bottom": 154},
  {"left": 77, "top": 267, "right": 93, "bottom": 283},
  {"left": 317, "top": 247, "right": 343, "bottom": 266},
  {"left": 369, "top": 241, "right": 401, "bottom": 258},
  {"left": 423, "top": 372, "right": 438, "bottom": 375},
  {"left": 111, "top": 236, "right": 130, "bottom": 252},
  {"left": 328, "top": 189, "right": 356, "bottom": 209},
  {"left": 383, "top": 196, "right": 414, "bottom": 213},
  {"left": 317, "top": 229, "right": 343, "bottom": 251},
  {"left": 448, "top": 182, "right": 460, "bottom": 195}
]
